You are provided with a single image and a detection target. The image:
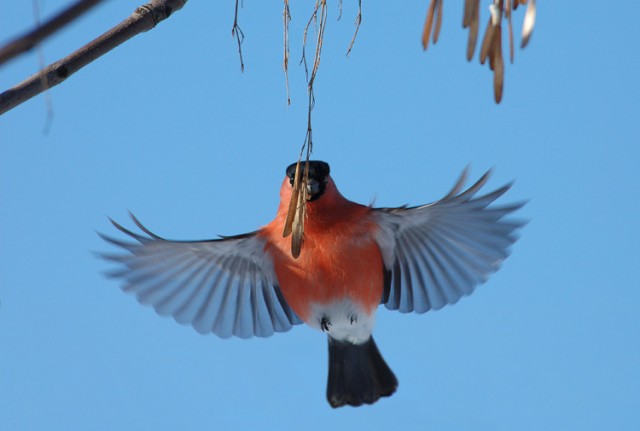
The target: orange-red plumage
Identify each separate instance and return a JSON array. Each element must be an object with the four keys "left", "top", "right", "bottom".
[{"left": 261, "top": 177, "right": 383, "bottom": 322}]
